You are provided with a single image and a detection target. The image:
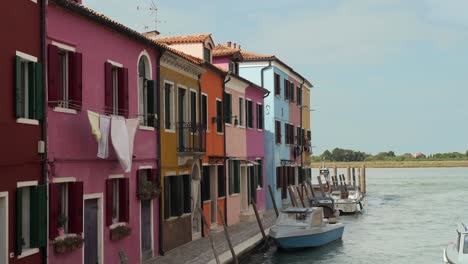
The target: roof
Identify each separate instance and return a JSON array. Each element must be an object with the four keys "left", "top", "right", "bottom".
[
  {"left": 156, "top": 43, "right": 203, "bottom": 65},
  {"left": 155, "top": 34, "right": 212, "bottom": 44},
  {"left": 212, "top": 44, "right": 243, "bottom": 58}
]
